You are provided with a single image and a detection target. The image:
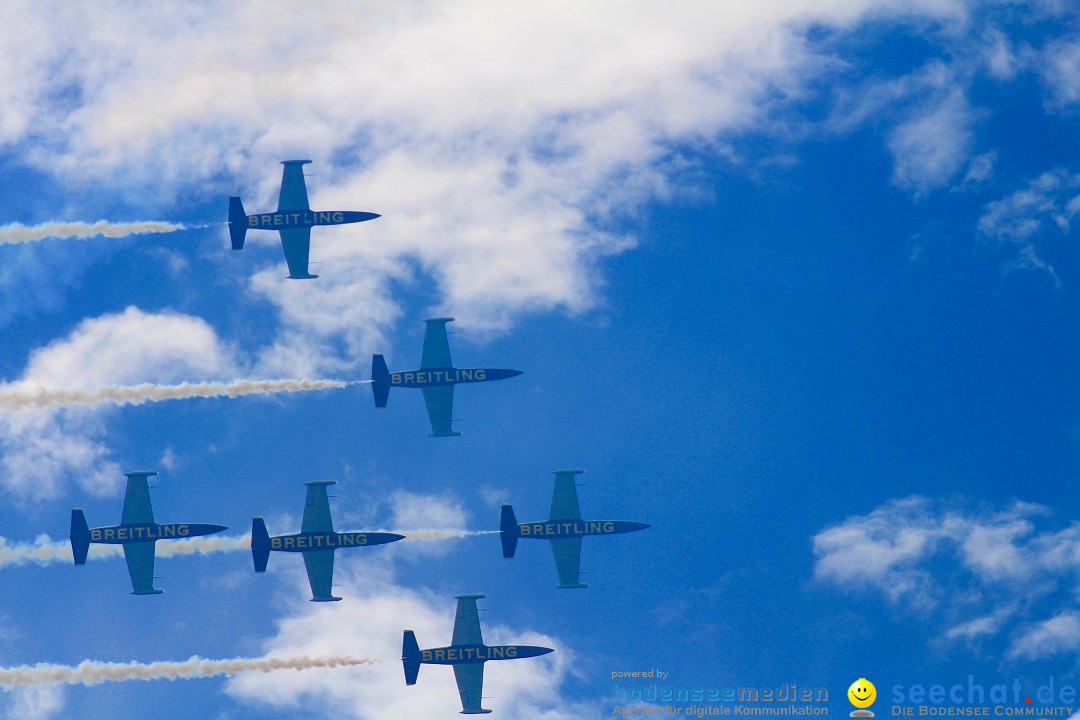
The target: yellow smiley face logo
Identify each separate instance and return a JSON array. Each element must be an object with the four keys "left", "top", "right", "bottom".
[{"left": 848, "top": 679, "right": 876, "bottom": 708}]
